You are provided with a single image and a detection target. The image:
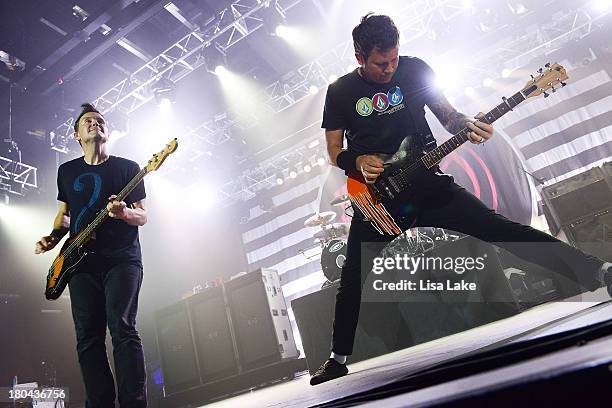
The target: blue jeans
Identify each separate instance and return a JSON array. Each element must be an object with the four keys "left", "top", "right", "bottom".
[{"left": 68, "top": 258, "right": 147, "bottom": 407}]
